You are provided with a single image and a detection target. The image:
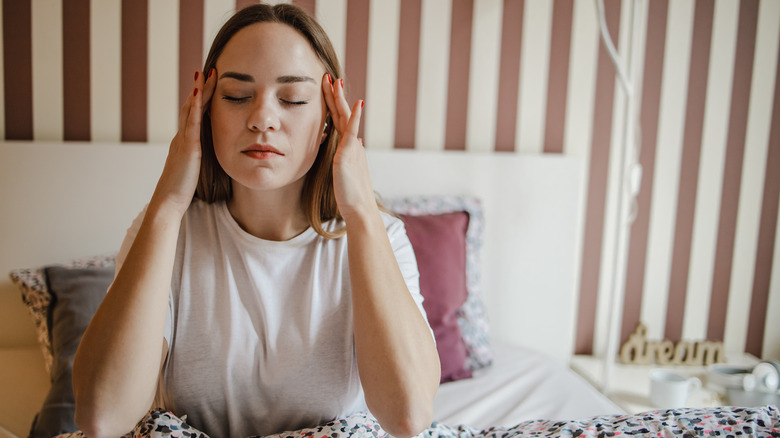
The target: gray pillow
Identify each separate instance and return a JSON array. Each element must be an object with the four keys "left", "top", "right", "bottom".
[{"left": 28, "top": 265, "right": 113, "bottom": 438}]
